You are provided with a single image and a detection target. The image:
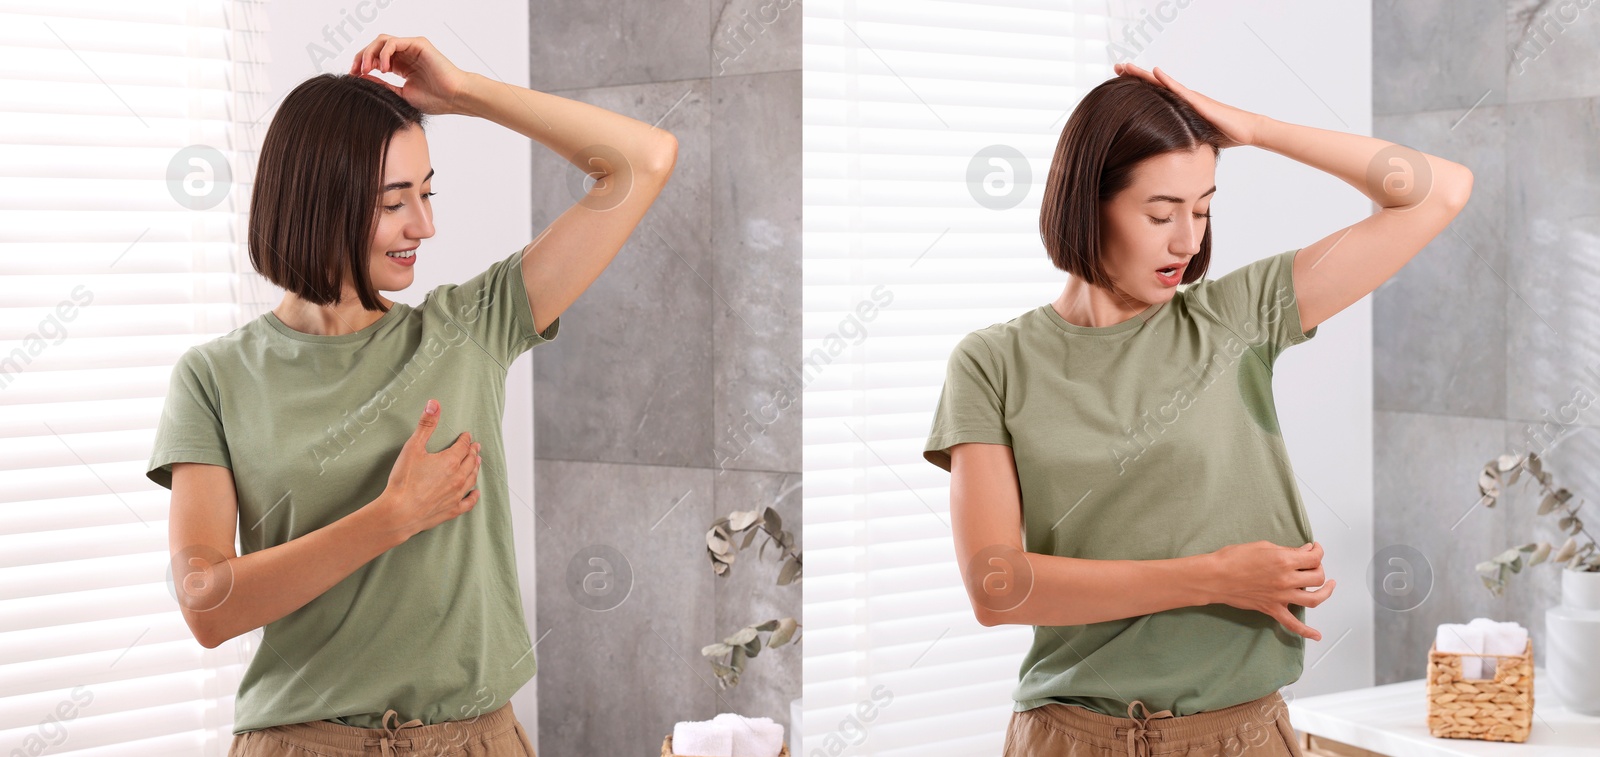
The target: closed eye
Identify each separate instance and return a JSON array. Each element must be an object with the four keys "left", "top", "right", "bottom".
[
  {"left": 1148, "top": 212, "right": 1212, "bottom": 225},
  {"left": 385, "top": 191, "right": 437, "bottom": 212}
]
